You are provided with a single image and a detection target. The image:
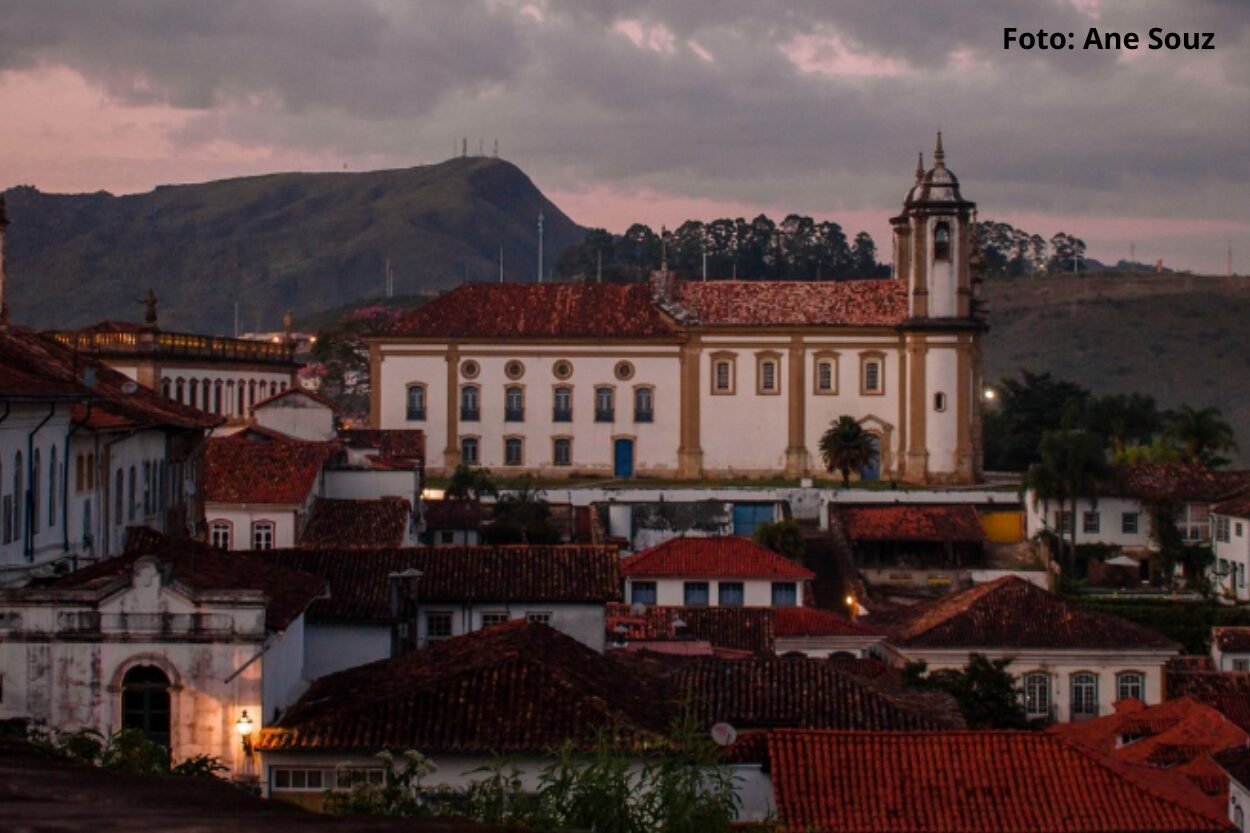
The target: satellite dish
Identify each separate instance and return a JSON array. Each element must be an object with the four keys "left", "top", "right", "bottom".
[
  {"left": 710, "top": 722, "right": 738, "bottom": 747},
  {"left": 121, "top": 381, "right": 139, "bottom": 395}
]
